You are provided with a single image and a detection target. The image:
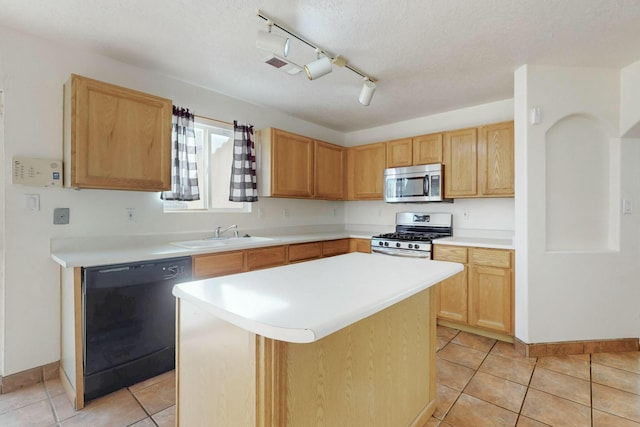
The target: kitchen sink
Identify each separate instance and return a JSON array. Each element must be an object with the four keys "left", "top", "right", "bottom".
[{"left": 170, "top": 236, "right": 278, "bottom": 249}]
